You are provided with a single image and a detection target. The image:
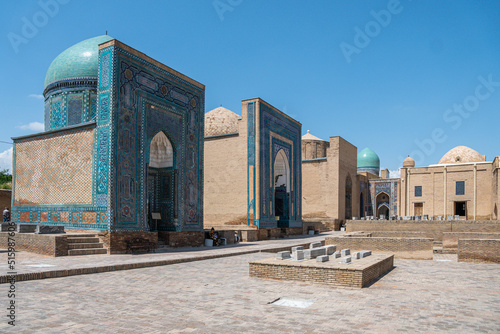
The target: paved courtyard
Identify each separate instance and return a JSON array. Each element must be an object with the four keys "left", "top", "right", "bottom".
[{"left": 2, "top": 251, "right": 499, "bottom": 333}]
